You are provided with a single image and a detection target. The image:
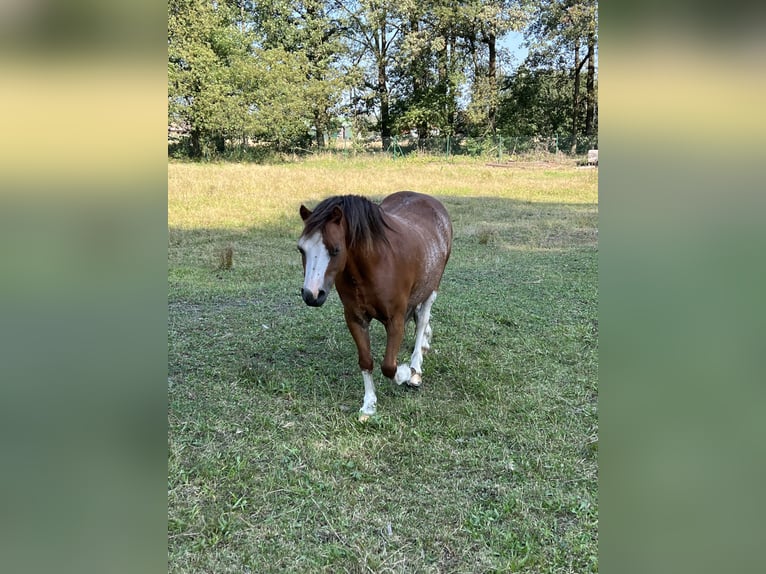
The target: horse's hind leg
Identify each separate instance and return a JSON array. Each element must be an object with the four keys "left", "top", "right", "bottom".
[
  {"left": 421, "top": 322, "right": 433, "bottom": 352},
  {"left": 408, "top": 291, "right": 437, "bottom": 387},
  {"left": 412, "top": 307, "right": 432, "bottom": 353}
]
